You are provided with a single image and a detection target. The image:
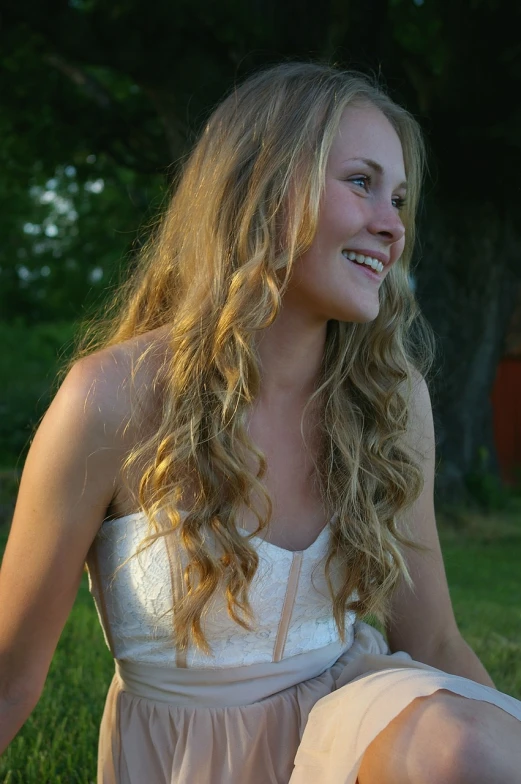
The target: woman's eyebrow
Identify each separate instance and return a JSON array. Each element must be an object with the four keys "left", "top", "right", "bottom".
[{"left": 345, "top": 157, "right": 407, "bottom": 191}]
